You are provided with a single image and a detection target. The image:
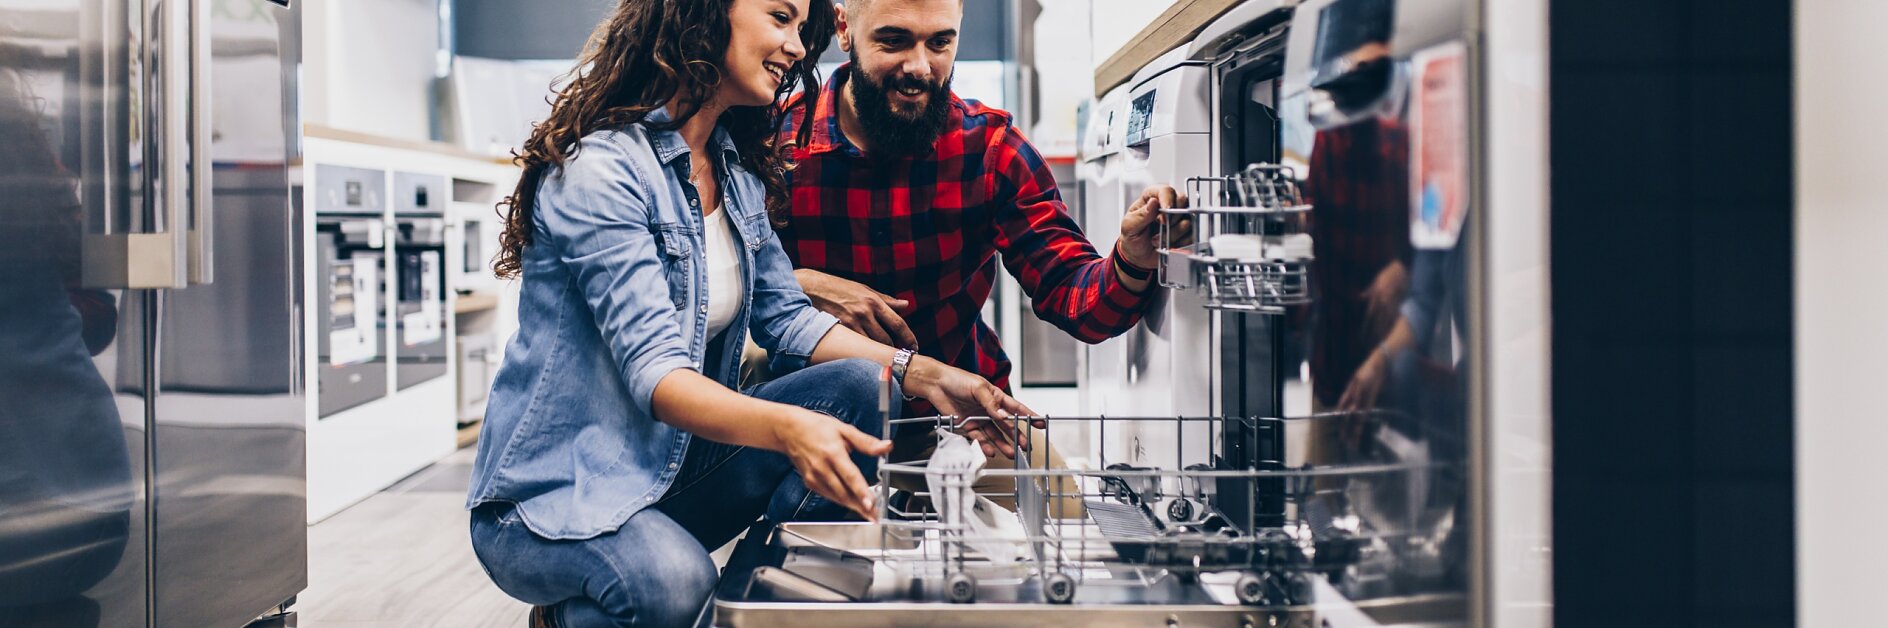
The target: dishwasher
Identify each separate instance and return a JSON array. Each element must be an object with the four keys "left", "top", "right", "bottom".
[
  {"left": 714, "top": 409, "right": 1464, "bottom": 627},
  {"left": 717, "top": 0, "right": 1486, "bottom": 624}
]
